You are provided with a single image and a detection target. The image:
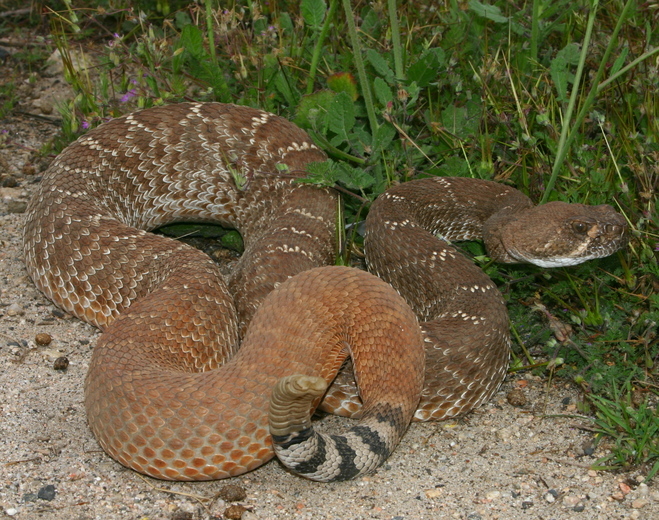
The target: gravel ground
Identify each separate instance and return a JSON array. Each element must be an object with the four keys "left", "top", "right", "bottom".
[{"left": 1, "top": 76, "right": 658, "bottom": 520}]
